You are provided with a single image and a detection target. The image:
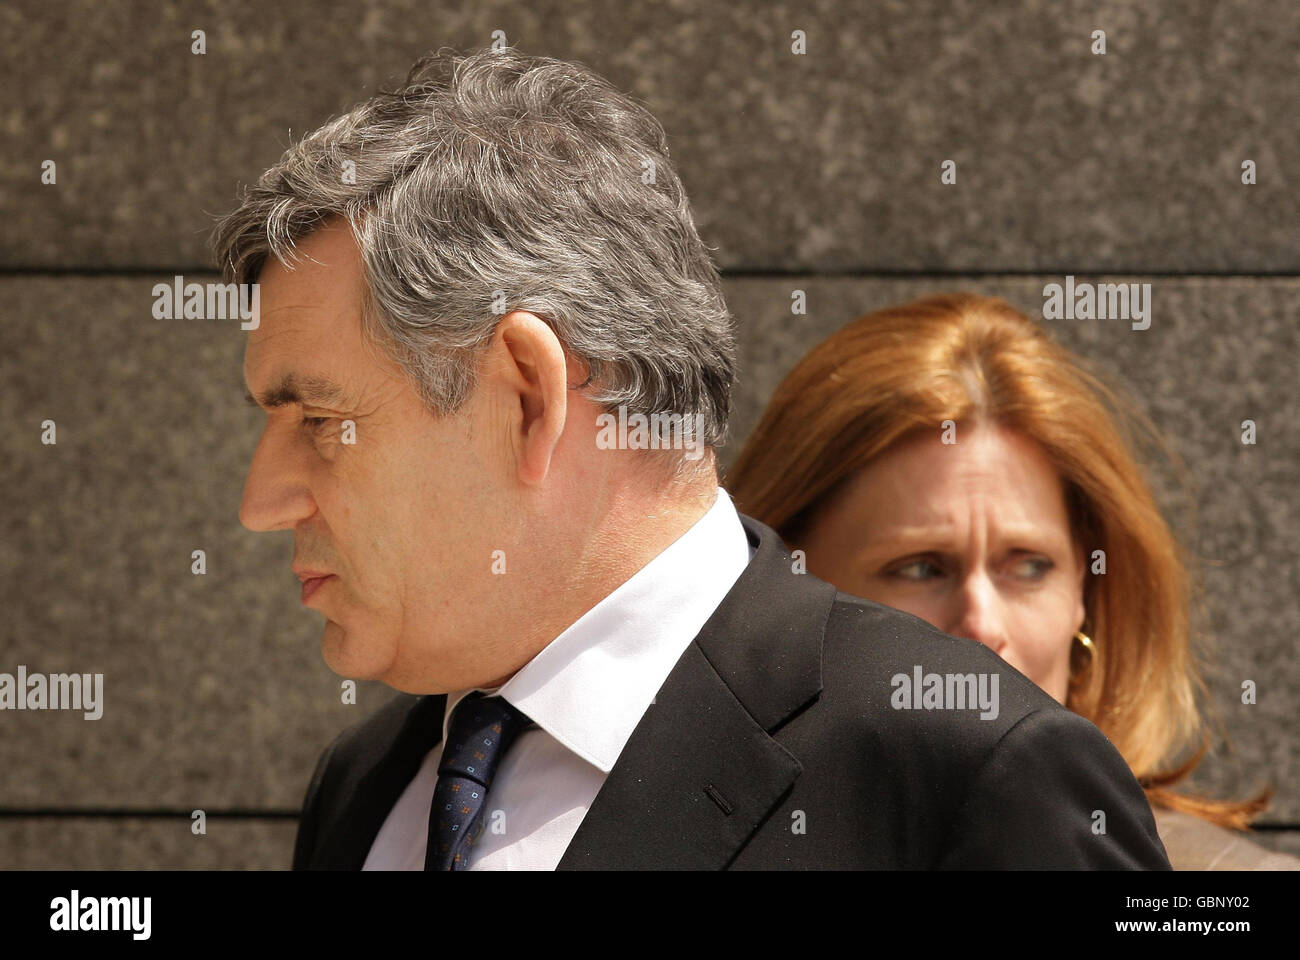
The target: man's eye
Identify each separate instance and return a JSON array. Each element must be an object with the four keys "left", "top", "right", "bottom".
[{"left": 301, "top": 416, "right": 331, "bottom": 430}]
